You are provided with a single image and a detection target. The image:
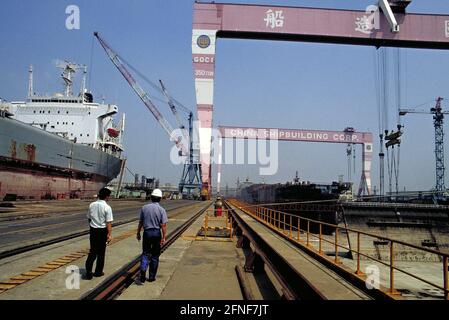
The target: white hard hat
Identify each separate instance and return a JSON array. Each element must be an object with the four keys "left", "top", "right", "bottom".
[{"left": 151, "top": 188, "right": 163, "bottom": 198}]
